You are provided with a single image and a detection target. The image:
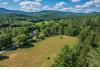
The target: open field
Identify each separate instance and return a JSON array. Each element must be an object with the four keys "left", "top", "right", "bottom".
[{"left": 0, "top": 35, "right": 78, "bottom": 67}]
